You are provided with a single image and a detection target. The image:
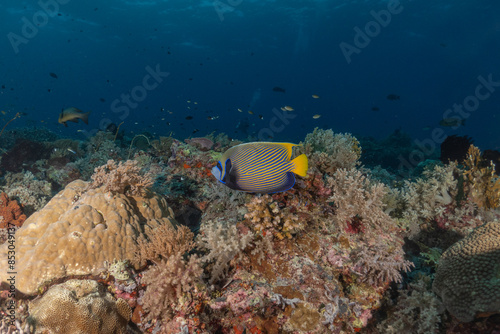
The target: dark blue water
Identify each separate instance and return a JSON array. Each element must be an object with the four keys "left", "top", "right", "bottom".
[{"left": 1, "top": 0, "right": 499, "bottom": 150}]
